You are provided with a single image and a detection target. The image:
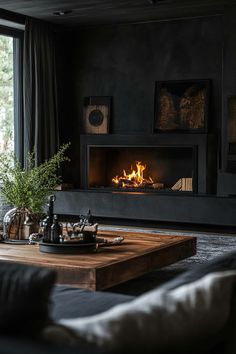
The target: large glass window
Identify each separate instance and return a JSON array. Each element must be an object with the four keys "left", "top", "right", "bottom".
[
  {"left": 0, "top": 25, "right": 23, "bottom": 160},
  {"left": 0, "top": 34, "right": 14, "bottom": 152}
]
